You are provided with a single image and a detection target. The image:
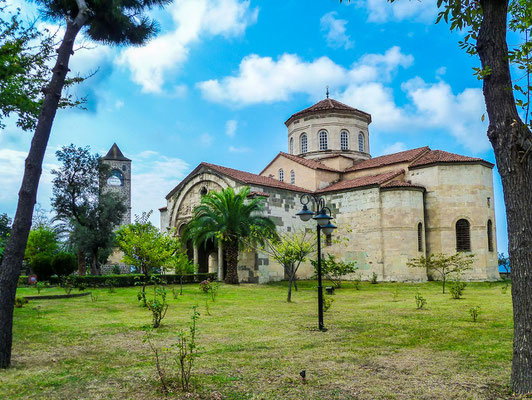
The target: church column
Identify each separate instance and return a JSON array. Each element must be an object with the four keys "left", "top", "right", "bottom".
[
  {"left": 217, "top": 243, "right": 223, "bottom": 281},
  {"left": 193, "top": 245, "right": 199, "bottom": 273}
]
